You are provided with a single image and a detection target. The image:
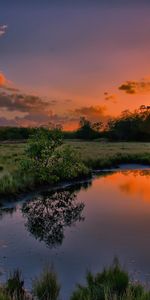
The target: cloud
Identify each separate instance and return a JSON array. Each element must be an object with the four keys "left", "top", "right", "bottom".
[
  {"left": 0, "top": 73, "right": 6, "bottom": 86},
  {"left": 71, "top": 105, "right": 110, "bottom": 123},
  {"left": 0, "top": 72, "right": 19, "bottom": 92},
  {"left": 0, "top": 75, "right": 110, "bottom": 129},
  {"left": 0, "top": 25, "right": 8, "bottom": 37},
  {"left": 0, "top": 91, "right": 56, "bottom": 114},
  {"left": 104, "top": 92, "right": 117, "bottom": 103},
  {"left": 119, "top": 78, "right": 150, "bottom": 95},
  {"left": 0, "top": 89, "right": 70, "bottom": 127},
  {"left": 0, "top": 117, "right": 18, "bottom": 126}
]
